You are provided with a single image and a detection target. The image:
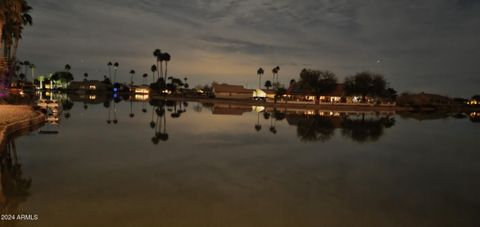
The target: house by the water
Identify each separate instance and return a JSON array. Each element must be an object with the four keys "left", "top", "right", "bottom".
[{"left": 212, "top": 84, "right": 254, "bottom": 99}]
